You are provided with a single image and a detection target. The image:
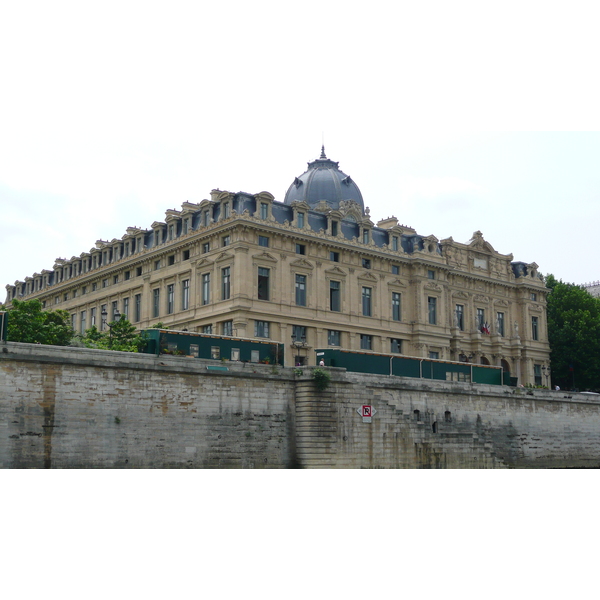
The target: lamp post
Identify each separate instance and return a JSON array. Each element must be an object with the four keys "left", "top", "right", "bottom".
[
  {"left": 291, "top": 331, "right": 308, "bottom": 366},
  {"left": 106, "top": 309, "right": 121, "bottom": 349}
]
